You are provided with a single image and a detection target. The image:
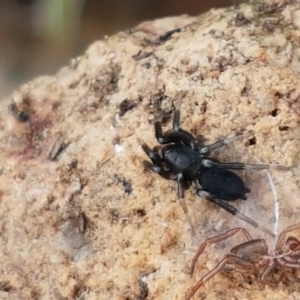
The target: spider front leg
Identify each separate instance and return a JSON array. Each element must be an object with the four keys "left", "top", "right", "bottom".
[
  {"left": 190, "top": 227, "right": 253, "bottom": 276},
  {"left": 155, "top": 121, "right": 198, "bottom": 150},
  {"left": 154, "top": 91, "right": 198, "bottom": 149},
  {"left": 139, "top": 139, "right": 196, "bottom": 234},
  {"left": 186, "top": 254, "right": 256, "bottom": 300},
  {"left": 139, "top": 139, "right": 173, "bottom": 179},
  {"left": 197, "top": 189, "right": 275, "bottom": 237}
]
